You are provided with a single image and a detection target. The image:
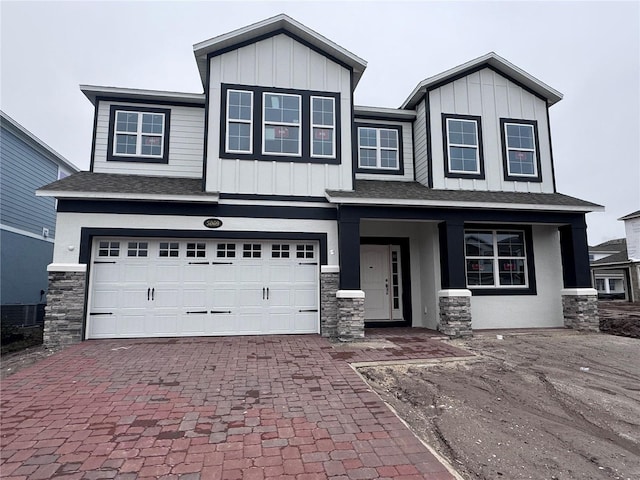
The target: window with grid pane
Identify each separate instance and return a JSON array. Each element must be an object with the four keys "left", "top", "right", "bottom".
[
  {"left": 263, "top": 93, "right": 301, "bottom": 155},
  {"left": 505, "top": 123, "right": 535, "bottom": 175},
  {"left": 226, "top": 90, "right": 253, "bottom": 153},
  {"left": 114, "top": 110, "right": 165, "bottom": 158},
  {"left": 357, "top": 127, "right": 399, "bottom": 170},
  {"left": 446, "top": 118, "right": 479, "bottom": 173},
  {"left": 311, "top": 97, "right": 335, "bottom": 158},
  {"left": 465, "top": 230, "right": 527, "bottom": 288}
]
